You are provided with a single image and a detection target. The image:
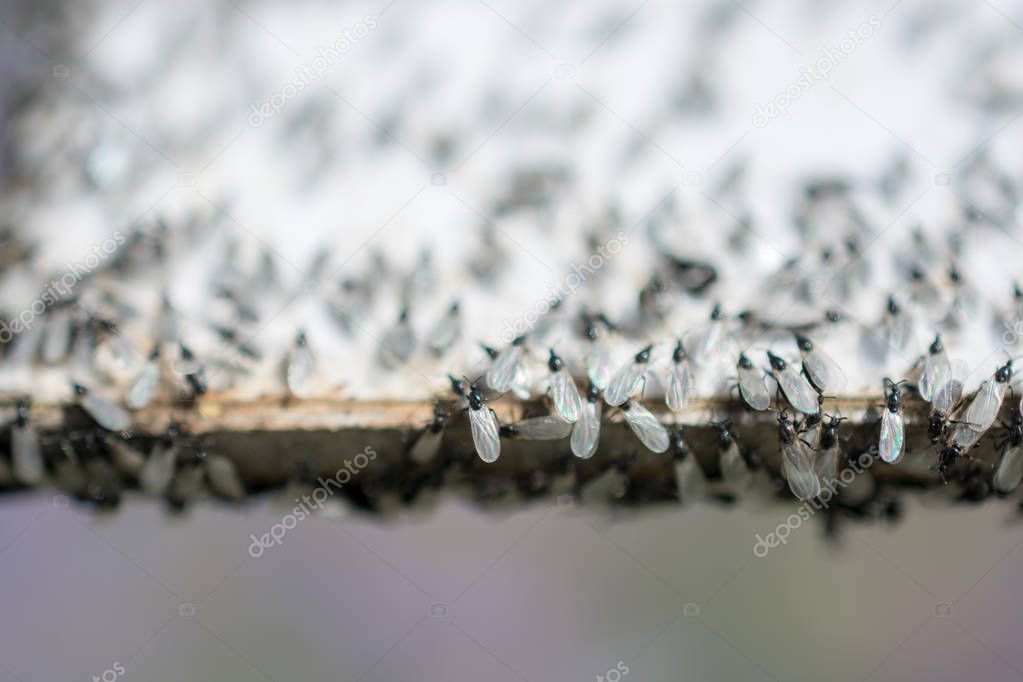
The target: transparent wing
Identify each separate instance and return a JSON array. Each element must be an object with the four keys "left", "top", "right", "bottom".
[
  {"left": 738, "top": 366, "right": 771, "bottom": 411},
  {"left": 604, "top": 361, "right": 645, "bottom": 406},
  {"left": 141, "top": 445, "right": 177, "bottom": 495},
  {"left": 814, "top": 444, "right": 840, "bottom": 488},
  {"left": 551, "top": 371, "right": 582, "bottom": 423},
  {"left": 963, "top": 379, "right": 1007, "bottom": 432},
  {"left": 486, "top": 345, "right": 523, "bottom": 393},
  {"left": 720, "top": 442, "right": 751, "bottom": 491},
  {"left": 571, "top": 400, "right": 601, "bottom": 459},
  {"left": 126, "top": 361, "right": 160, "bottom": 410},
  {"left": 879, "top": 409, "right": 905, "bottom": 463},
  {"left": 624, "top": 403, "right": 669, "bottom": 453},
  {"left": 470, "top": 408, "right": 501, "bottom": 463},
  {"left": 384, "top": 320, "right": 415, "bottom": 365},
  {"left": 426, "top": 309, "right": 461, "bottom": 355},
  {"left": 933, "top": 359, "right": 968, "bottom": 415},
  {"left": 782, "top": 440, "right": 821, "bottom": 500},
  {"left": 666, "top": 360, "right": 694, "bottom": 412},
  {"left": 510, "top": 362, "right": 532, "bottom": 401},
  {"left": 84, "top": 392, "right": 132, "bottom": 432},
  {"left": 888, "top": 313, "right": 912, "bottom": 353},
  {"left": 42, "top": 309, "right": 72, "bottom": 365},
  {"left": 804, "top": 348, "right": 847, "bottom": 394},
  {"left": 779, "top": 367, "right": 819, "bottom": 414},
  {"left": 675, "top": 456, "right": 706, "bottom": 503},
  {"left": 409, "top": 428, "right": 443, "bottom": 464},
  {"left": 953, "top": 423, "right": 984, "bottom": 449},
  {"left": 585, "top": 340, "right": 612, "bottom": 390},
  {"left": 11, "top": 425, "right": 44, "bottom": 485},
  {"left": 918, "top": 352, "right": 950, "bottom": 402},
  {"left": 994, "top": 444, "right": 1023, "bottom": 494},
  {"left": 512, "top": 415, "right": 573, "bottom": 440},
  {"left": 286, "top": 345, "right": 314, "bottom": 397},
  {"left": 206, "top": 455, "right": 246, "bottom": 501}
]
